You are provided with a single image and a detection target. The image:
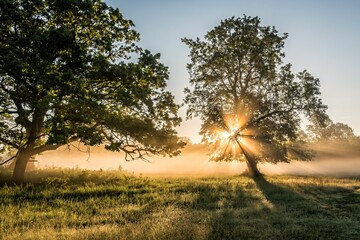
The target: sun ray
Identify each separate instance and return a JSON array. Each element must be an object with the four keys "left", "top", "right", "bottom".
[{"left": 209, "top": 113, "right": 259, "bottom": 162}]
